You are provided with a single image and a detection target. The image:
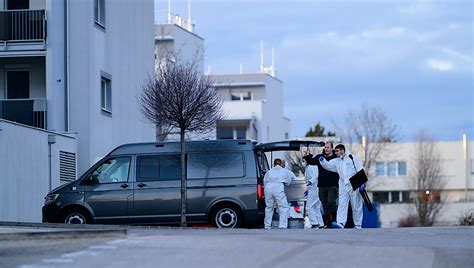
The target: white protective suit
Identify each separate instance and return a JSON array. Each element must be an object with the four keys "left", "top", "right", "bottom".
[
  {"left": 305, "top": 165, "right": 325, "bottom": 227},
  {"left": 263, "top": 165, "right": 296, "bottom": 229},
  {"left": 319, "top": 147, "right": 364, "bottom": 227}
]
